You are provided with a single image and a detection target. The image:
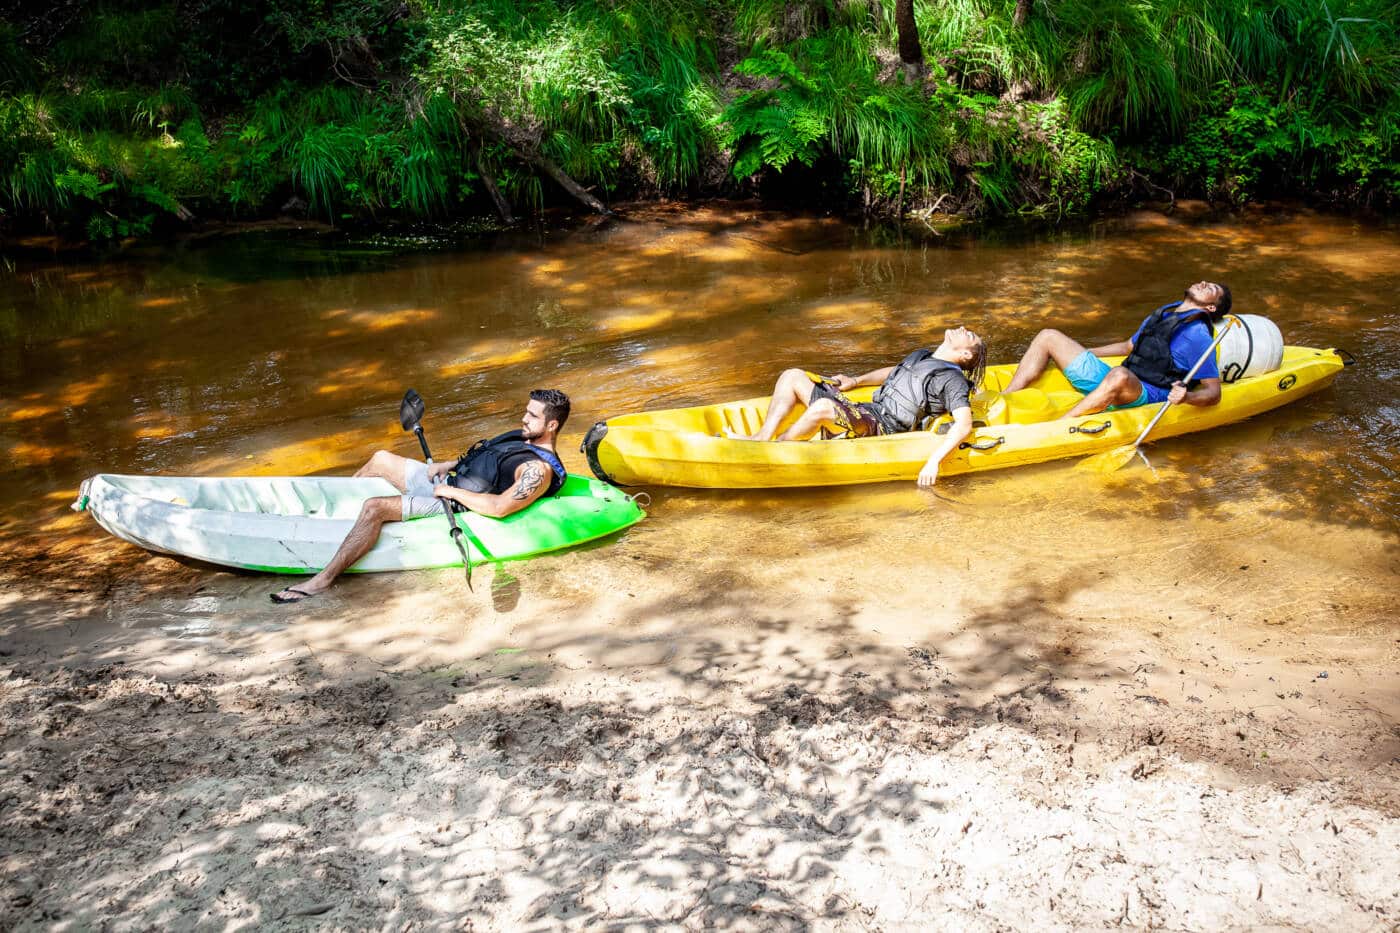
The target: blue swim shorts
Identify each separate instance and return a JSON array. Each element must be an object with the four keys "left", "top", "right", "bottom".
[{"left": 1061, "top": 350, "right": 1154, "bottom": 409}]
